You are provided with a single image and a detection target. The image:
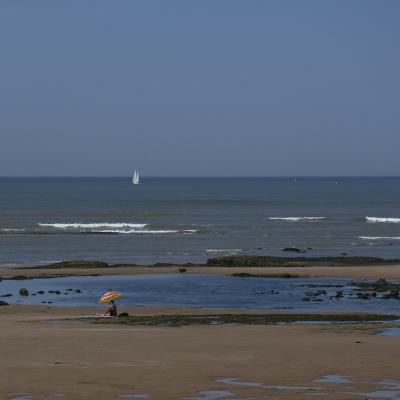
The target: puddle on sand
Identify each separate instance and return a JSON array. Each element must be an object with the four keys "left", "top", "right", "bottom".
[
  {"left": 351, "top": 390, "right": 400, "bottom": 399},
  {"left": 9, "top": 394, "right": 67, "bottom": 400},
  {"left": 380, "top": 327, "right": 400, "bottom": 336},
  {"left": 216, "top": 377, "right": 319, "bottom": 392},
  {"left": 314, "top": 374, "right": 352, "bottom": 383},
  {"left": 181, "top": 390, "right": 235, "bottom": 399},
  {"left": 375, "top": 381, "right": 400, "bottom": 390},
  {"left": 119, "top": 394, "right": 152, "bottom": 399}
]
